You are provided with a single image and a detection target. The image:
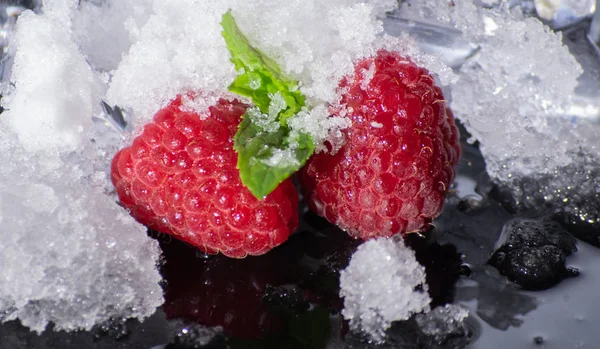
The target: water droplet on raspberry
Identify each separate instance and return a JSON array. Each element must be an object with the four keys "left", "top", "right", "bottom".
[
  {"left": 400, "top": 134, "right": 420, "bottom": 157},
  {"left": 212, "top": 148, "right": 235, "bottom": 167},
  {"left": 153, "top": 106, "right": 176, "bottom": 129},
  {"left": 203, "top": 119, "right": 229, "bottom": 145},
  {"left": 229, "top": 206, "right": 251, "bottom": 229},
  {"left": 373, "top": 173, "right": 399, "bottom": 195},
  {"left": 378, "top": 197, "right": 401, "bottom": 217},
  {"left": 174, "top": 151, "right": 193, "bottom": 171},
  {"left": 175, "top": 112, "right": 203, "bottom": 138},
  {"left": 115, "top": 181, "right": 135, "bottom": 206},
  {"left": 141, "top": 123, "right": 165, "bottom": 148},
  {"left": 174, "top": 172, "right": 197, "bottom": 190},
  {"left": 193, "top": 158, "right": 213, "bottom": 178},
  {"left": 166, "top": 182, "right": 184, "bottom": 207},
  {"left": 186, "top": 213, "right": 208, "bottom": 233},
  {"left": 163, "top": 128, "right": 188, "bottom": 152},
  {"left": 154, "top": 148, "right": 177, "bottom": 168},
  {"left": 131, "top": 179, "right": 152, "bottom": 202},
  {"left": 222, "top": 229, "right": 244, "bottom": 249},
  {"left": 214, "top": 170, "right": 235, "bottom": 186},
  {"left": 216, "top": 187, "right": 237, "bottom": 210},
  {"left": 183, "top": 191, "right": 207, "bottom": 213},
  {"left": 253, "top": 206, "right": 278, "bottom": 231},
  {"left": 244, "top": 233, "right": 269, "bottom": 254},
  {"left": 115, "top": 148, "right": 135, "bottom": 180},
  {"left": 150, "top": 190, "right": 168, "bottom": 216},
  {"left": 134, "top": 161, "right": 166, "bottom": 187},
  {"left": 200, "top": 179, "right": 217, "bottom": 196},
  {"left": 186, "top": 138, "right": 212, "bottom": 160},
  {"left": 131, "top": 137, "right": 151, "bottom": 159}
]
